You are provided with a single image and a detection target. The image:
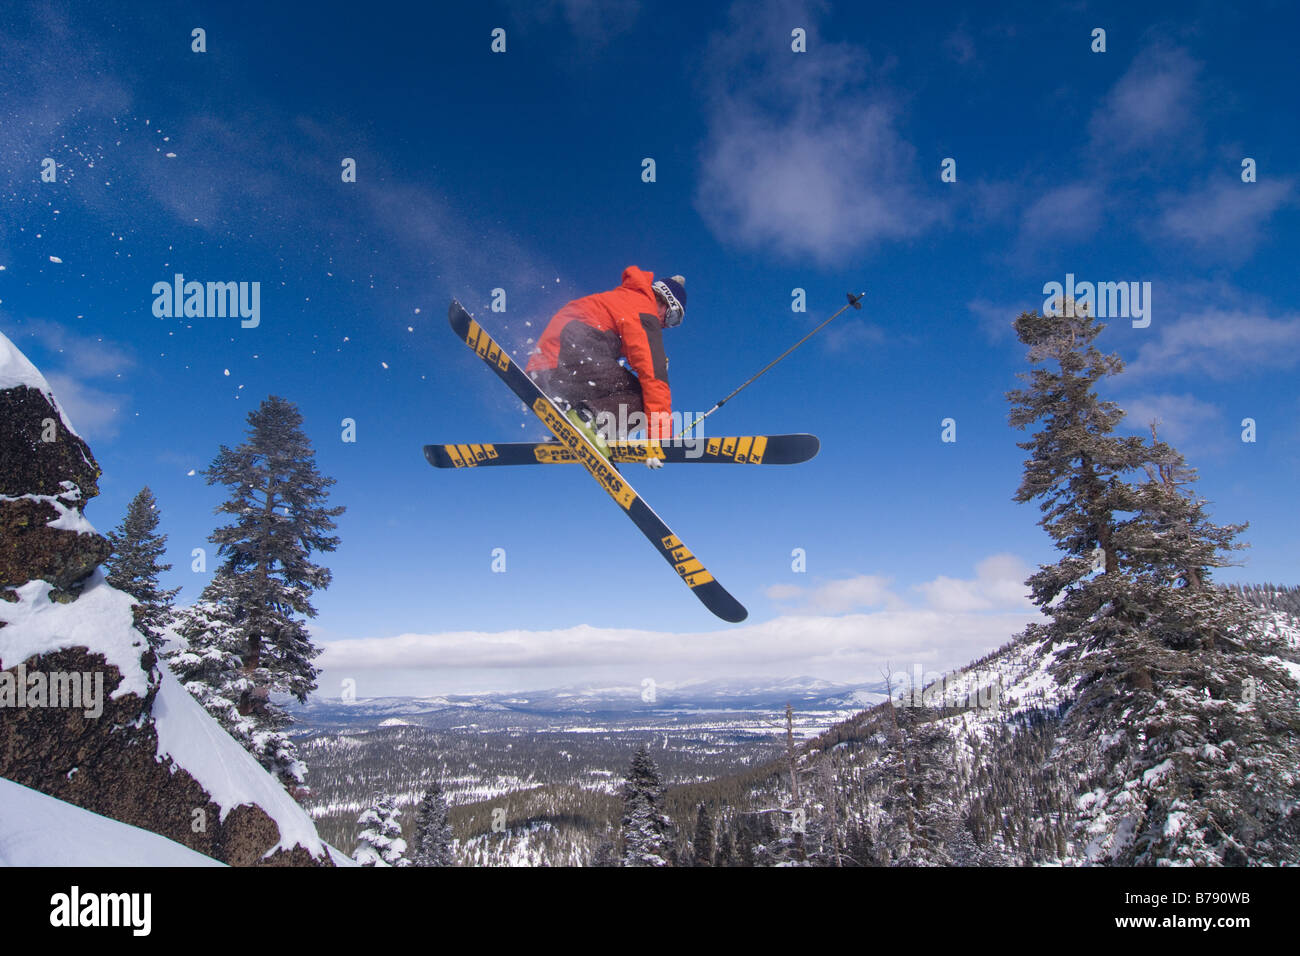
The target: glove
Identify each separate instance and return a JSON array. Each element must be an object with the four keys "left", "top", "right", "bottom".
[{"left": 646, "top": 456, "right": 664, "bottom": 470}]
